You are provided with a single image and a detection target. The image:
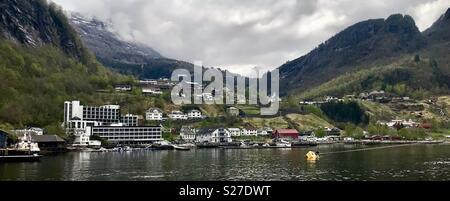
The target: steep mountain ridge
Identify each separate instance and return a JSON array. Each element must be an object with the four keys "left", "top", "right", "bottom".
[
  {"left": 0, "top": 0, "right": 90, "bottom": 61},
  {"left": 278, "top": 14, "right": 427, "bottom": 96},
  {"left": 70, "top": 13, "right": 162, "bottom": 65},
  {"left": 0, "top": 0, "right": 128, "bottom": 134}
]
